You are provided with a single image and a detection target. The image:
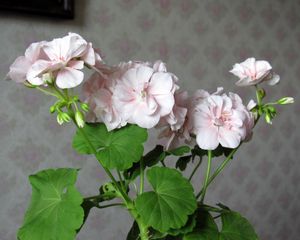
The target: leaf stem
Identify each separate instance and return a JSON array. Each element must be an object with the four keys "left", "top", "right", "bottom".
[
  {"left": 117, "top": 170, "right": 126, "bottom": 193},
  {"left": 188, "top": 156, "right": 202, "bottom": 181},
  {"left": 98, "top": 203, "right": 124, "bottom": 209},
  {"left": 140, "top": 157, "right": 145, "bottom": 194},
  {"left": 200, "top": 150, "right": 212, "bottom": 203}
]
